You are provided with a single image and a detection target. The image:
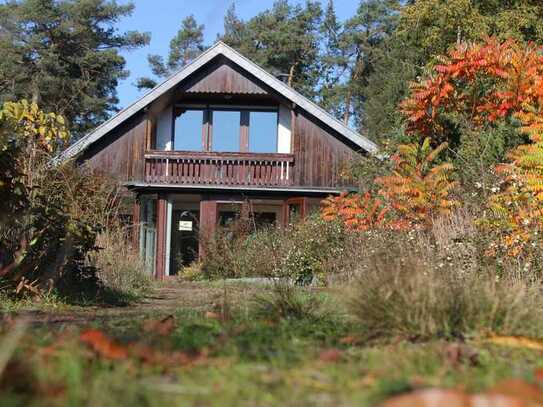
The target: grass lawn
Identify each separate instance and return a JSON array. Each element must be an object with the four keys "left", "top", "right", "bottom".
[{"left": 1, "top": 281, "right": 542, "bottom": 406}]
